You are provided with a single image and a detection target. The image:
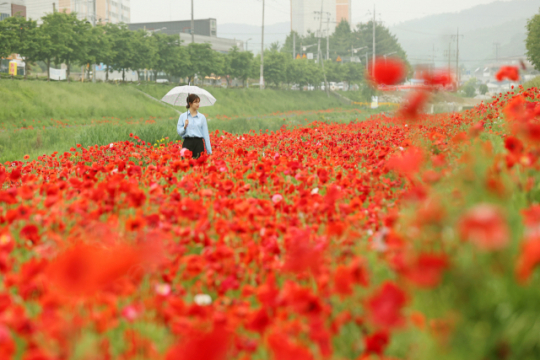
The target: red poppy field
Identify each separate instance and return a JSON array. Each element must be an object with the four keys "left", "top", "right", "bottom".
[{"left": 1, "top": 80, "right": 540, "bottom": 359}]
